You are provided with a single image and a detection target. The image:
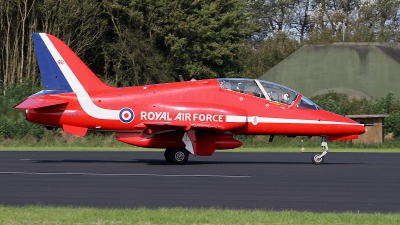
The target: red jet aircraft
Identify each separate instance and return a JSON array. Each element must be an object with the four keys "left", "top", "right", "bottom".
[{"left": 15, "top": 33, "right": 365, "bottom": 164}]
